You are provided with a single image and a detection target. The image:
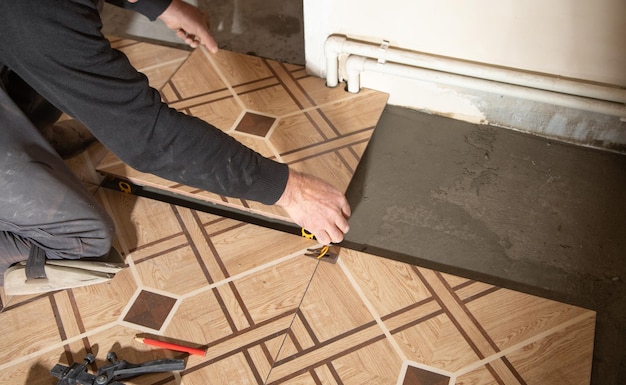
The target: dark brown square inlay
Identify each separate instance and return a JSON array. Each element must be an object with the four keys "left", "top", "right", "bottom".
[
  {"left": 235, "top": 112, "right": 276, "bottom": 137},
  {"left": 124, "top": 290, "right": 177, "bottom": 330},
  {"left": 403, "top": 365, "right": 450, "bottom": 385}
]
